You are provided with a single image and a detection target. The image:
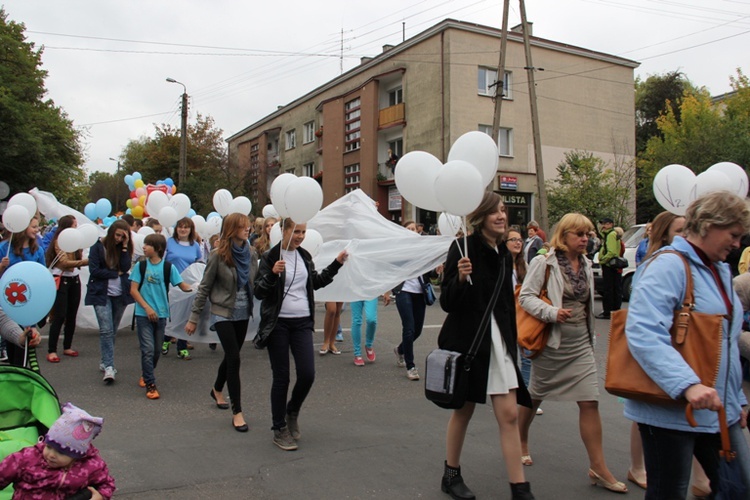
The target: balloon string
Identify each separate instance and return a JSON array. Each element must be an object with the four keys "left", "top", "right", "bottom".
[
  {"left": 5, "top": 233, "right": 11, "bottom": 258},
  {"left": 461, "top": 216, "right": 473, "bottom": 286},
  {"left": 284, "top": 223, "right": 296, "bottom": 252},
  {"left": 48, "top": 252, "right": 63, "bottom": 270}
]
